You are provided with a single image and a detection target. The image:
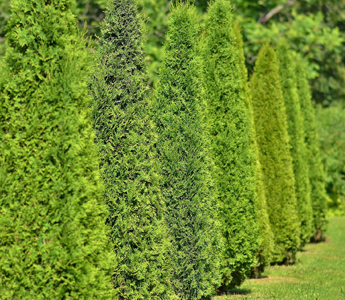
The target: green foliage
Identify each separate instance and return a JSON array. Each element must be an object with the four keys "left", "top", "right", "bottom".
[
  {"left": 89, "top": 0, "right": 176, "bottom": 298},
  {"left": 0, "top": 0, "right": 115, "bottom": 298},
  {"left": 153, "top": 3, "right": 222, "bottom": 299},
  {"left": 200, "top": 0, "right": 259, "bottom": 289},
  {"left": 295, "top": 56, "right": 328, "bottom": 241},
  {"left": 73, "top": 0, "right": 108, "bottom": 38},
  {"left": 138, "top": 0, "right": 170, "bottom": 86},
  {"left": 316, "top": 105, "right": 345, "bottom": 222},
  {"left": 0, "top": 0, "right": 108, "bottom": 61},
  {"left": 233, "top": 20, "right": 274, "bottom": 276},
  {"left": 232, "top": 0, "right": 345, "bottom": 106},
  {"left": 4, "top": 0, "right": 344, "bottom": 105},
  {"left": 0, "top": 0, "right": 10, "bottom": 59},
  {"left": 250, "top": 43, "right": 300, "bottom": 263},
  {"left": 217, "top": 218, "right": 345, "bottom": 300},
  {"left": 276, "top": 39, "right": 313, "bottom": 245}
]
